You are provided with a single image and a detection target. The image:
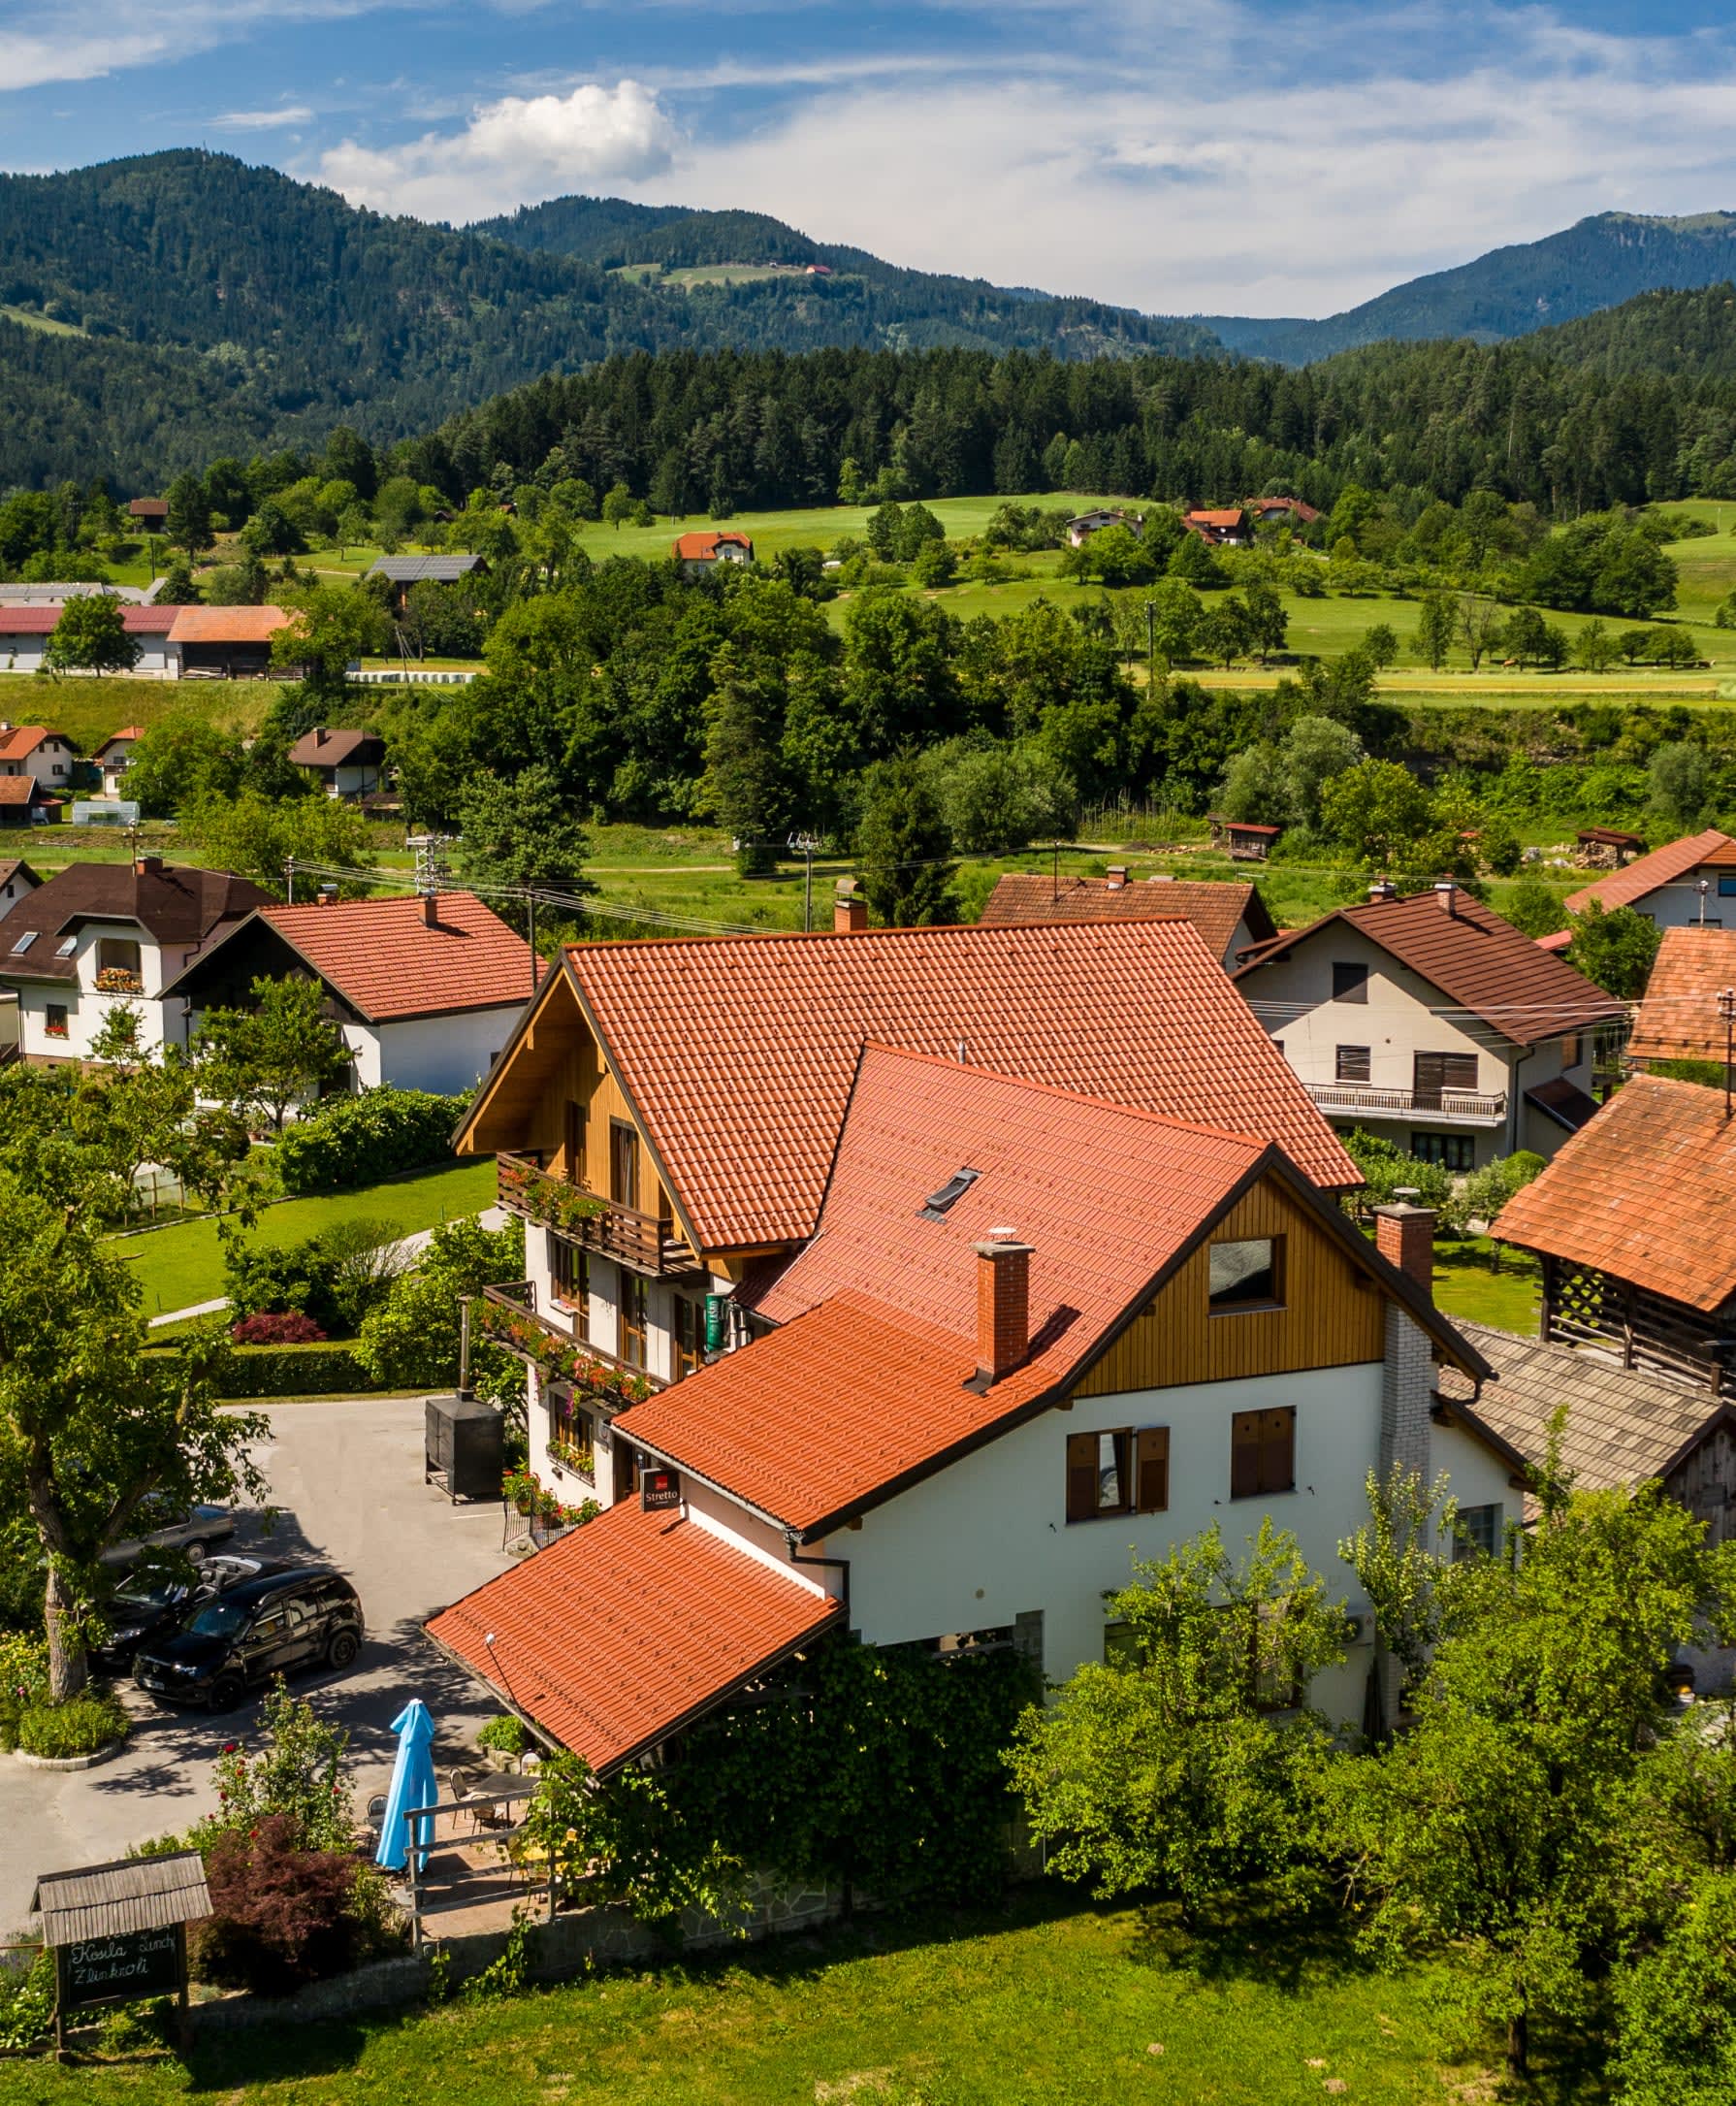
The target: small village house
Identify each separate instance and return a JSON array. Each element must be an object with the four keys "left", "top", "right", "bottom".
[
  {"left": 1494, "top": 1074, "right": 1736, "bottom": 1395},
  {"left": 1064, "top": 509, "right": 1141, "bottom": 547},
  {"left": 287, "top": 726, "right": 386, "bottom": 800},
  {"left": 977, "top": 866, "right": 1276, "bottom": 969},
  {"left": 163, "top": 889, "right": 539, "bottom": 1094},
  {"left": 95, "top": 728, "right": 146, "bottom": 797},
  {"left": 1627, "top": 926, "right": 1736, "bottom": 1072},
  {"left": 0, "top": 859, "right": 42, "bottom": 922},
  {"left": 1184, "top": 507, "right": 1253, "bottom": 545},
  {"left": 366, "top": 554, "right": 488, "bottom": 617},
  {"left": 0, "top": 857, "right": 269, "bottom": 1064},
  {"left": 0, "top": 610, "right": 61, "bottom": 676},
  {"left": 1234, "top": 879, "right": 1627, "bottom": 1168},
  {"left": 121, "top": 606, "right": 181, "bottom": 679},
  {"left": 0, "top": 723, "right": 77, "bottom": 793},
  {"left": 0, "top": 606, "right": 183, "bottom": 678},
  {"left": 671, "top": 531, "right": 754, "bottom": 576},
  {"left": 1539, "top": 826, "right": 1736, "bottom": 943},
  {"left": 168, "top": 604, "right": 295, "bottom": 679},
  {"left": 125, "top": 498, "right": 169, "bottom": 528},
  {"left": 1206, "top": 814, "right": 1283, "bottom": 861},
  {"left": 0, "top": 779, "right": 59, "bottom": 828},
  {"left": 428, "top": 1037, "right": 1517, "bottom": 1774}
]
